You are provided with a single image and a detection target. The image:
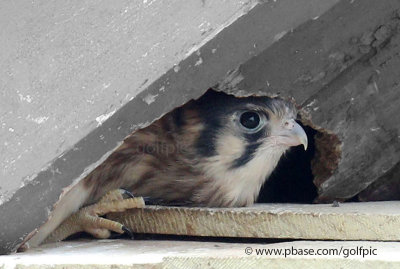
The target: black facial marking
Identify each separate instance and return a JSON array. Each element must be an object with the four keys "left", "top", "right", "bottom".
[
  {"left": 195, "top": 117, "right": 221, "bottom": 157},
  {"left": 193, "top": 89, "right": 290, "bottom": 159},
  {"left": 194, "top": 90, "right": 227, "bottom": 157},
  {"left": 231, "top": 142, "right": 262, "bottom": 169}
]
